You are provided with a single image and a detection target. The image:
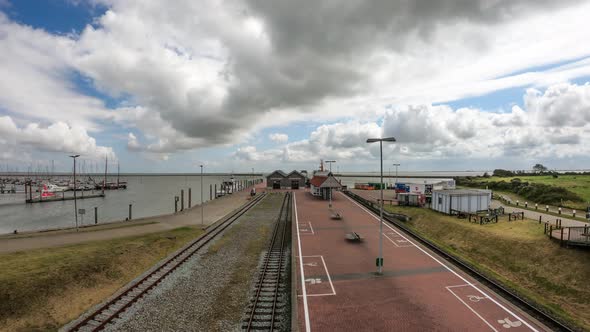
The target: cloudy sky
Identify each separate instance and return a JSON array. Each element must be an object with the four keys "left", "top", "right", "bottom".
[{"left": 1, "top": 0, "right": 590, "bottom": 173}]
